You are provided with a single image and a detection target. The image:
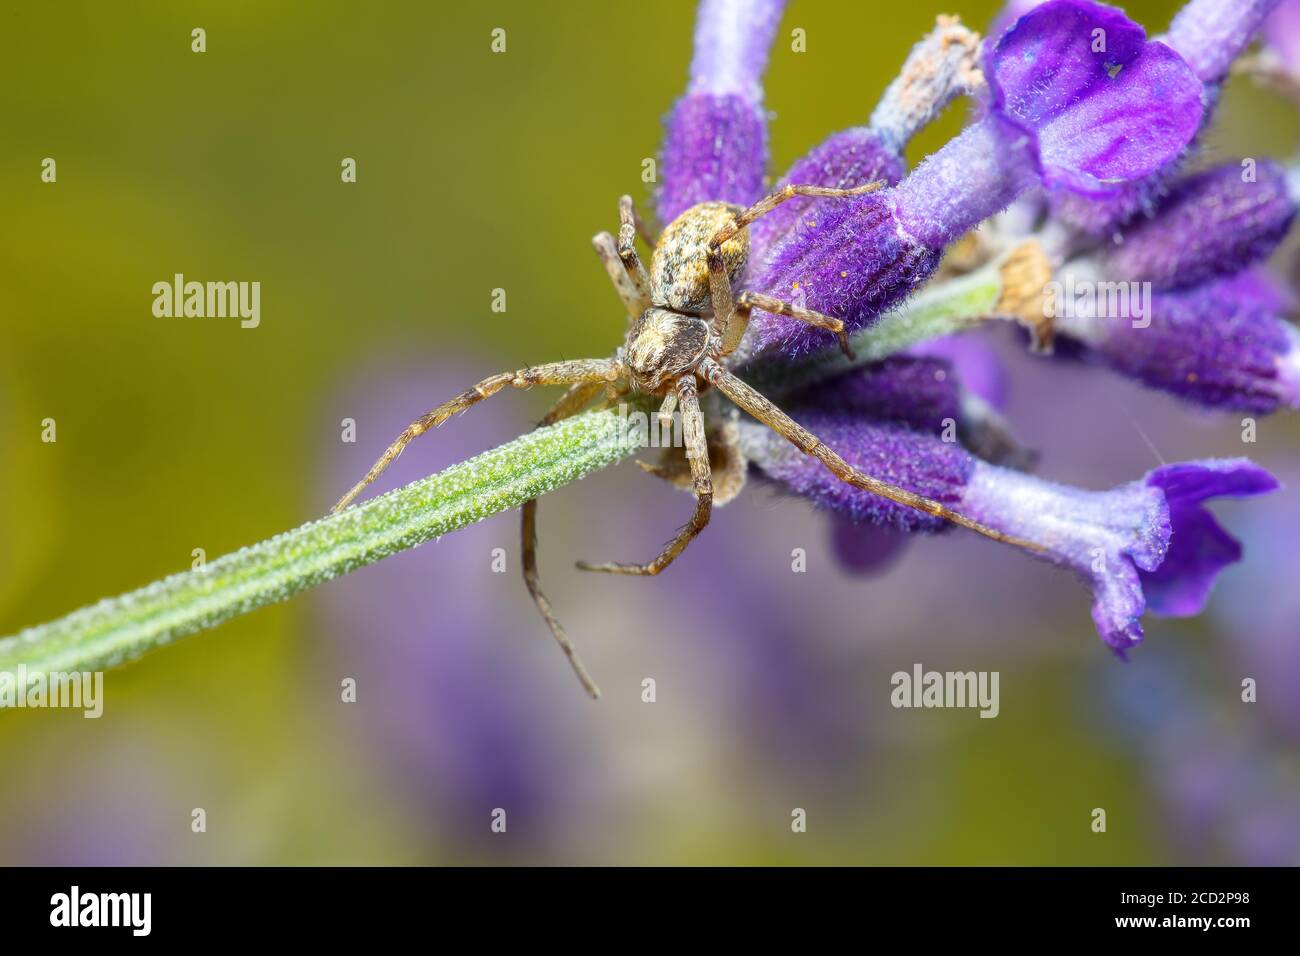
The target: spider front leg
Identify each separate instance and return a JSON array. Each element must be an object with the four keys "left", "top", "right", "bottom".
[
  {"left": 710, "top": 180, "right": 885, "bottom": 247},
  {"left": 698, "top": 358, "right": 1046, "bottom": 554},
  {"left": 331, "top": 358, "right": 624, "bottom": 512},
  {"left": 575, "top": 375, "right": 713, "bottom": 576},
  {"left": 593, "top": 231, "right": 650, "bottom": 321},
  {"left": 705, "top": 251, "right": 855, "bottom": 359}
]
